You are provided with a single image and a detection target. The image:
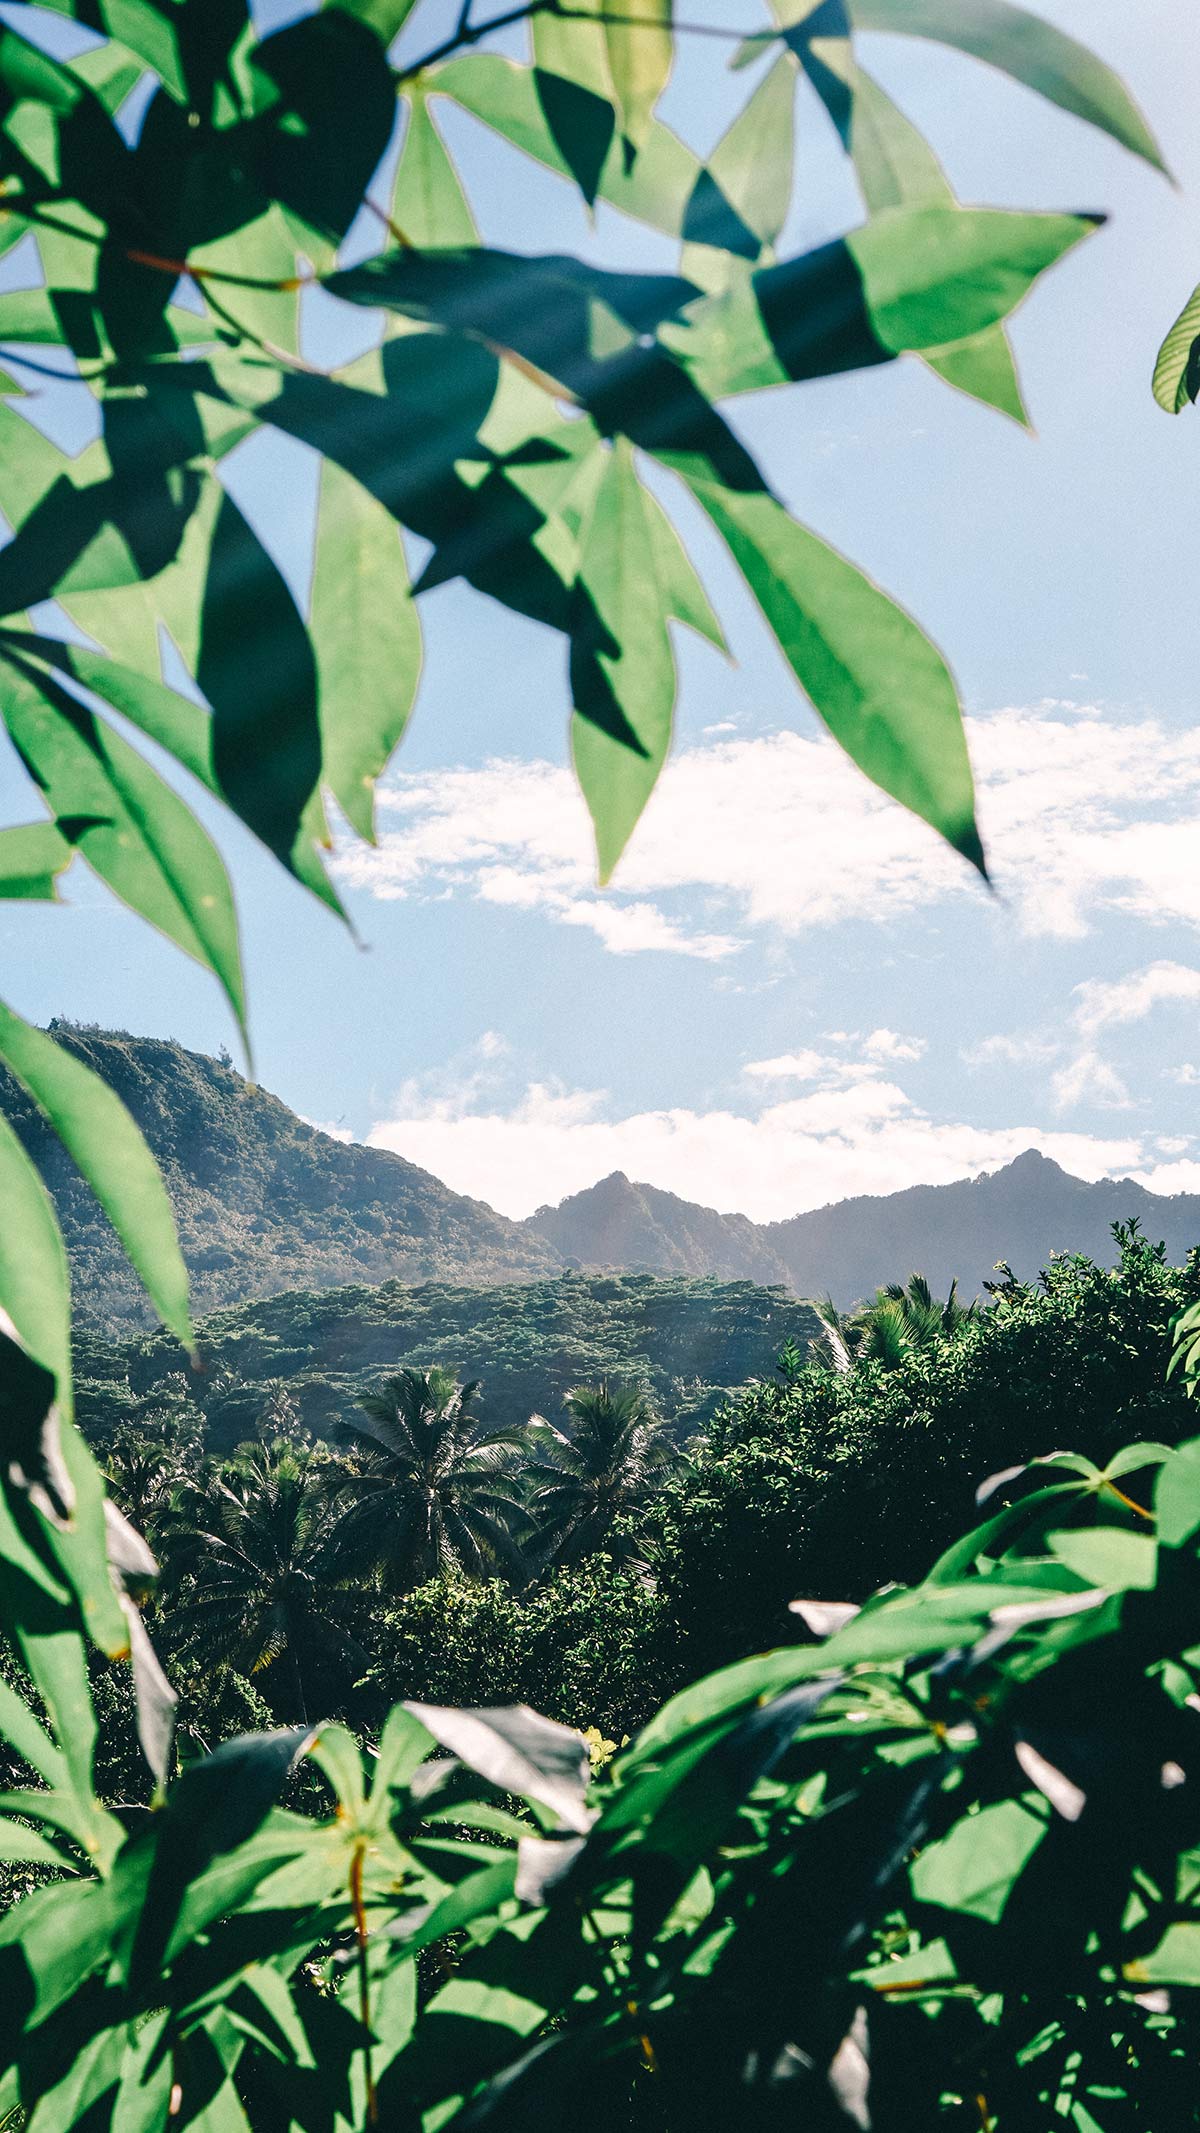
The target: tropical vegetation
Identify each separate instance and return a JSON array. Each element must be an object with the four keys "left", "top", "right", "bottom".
[{"left": 0, "top": 3, "right": 1191, "bottom": 2128}]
